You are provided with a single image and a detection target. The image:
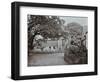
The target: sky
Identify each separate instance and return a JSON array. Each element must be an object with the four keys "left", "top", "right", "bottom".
[{"left": 60, "top": 16, "right": 88, "bottom": 26}]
